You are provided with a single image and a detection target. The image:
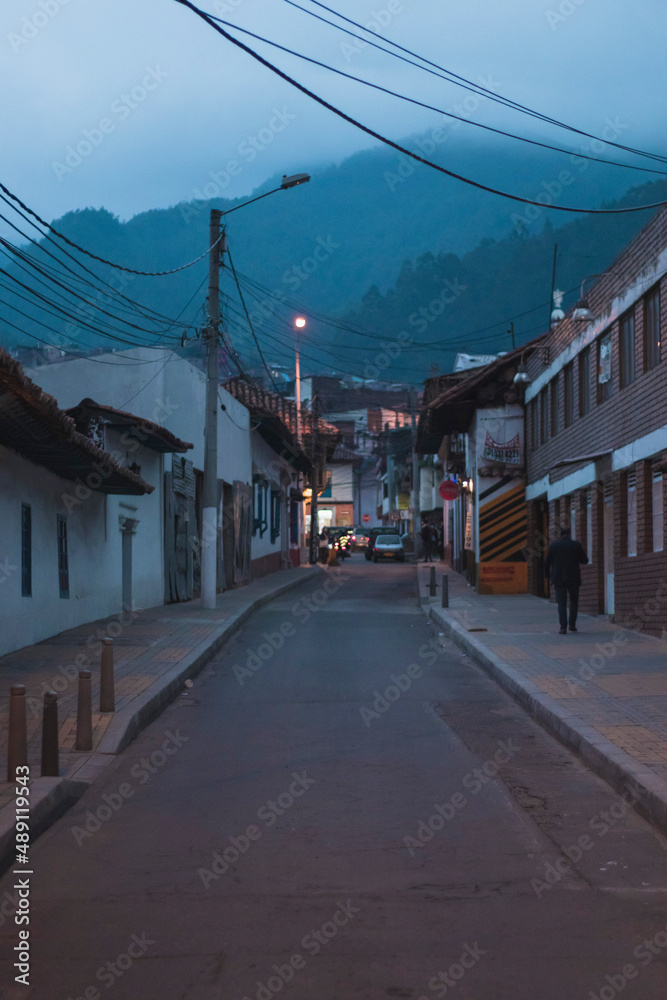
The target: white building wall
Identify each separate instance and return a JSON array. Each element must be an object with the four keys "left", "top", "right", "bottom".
[
  {"left": 1, "top": 448, "right": 109, "bottom": 655},
  {"left": 250, "top": 434, "right": 293, "bottom": 565}
]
